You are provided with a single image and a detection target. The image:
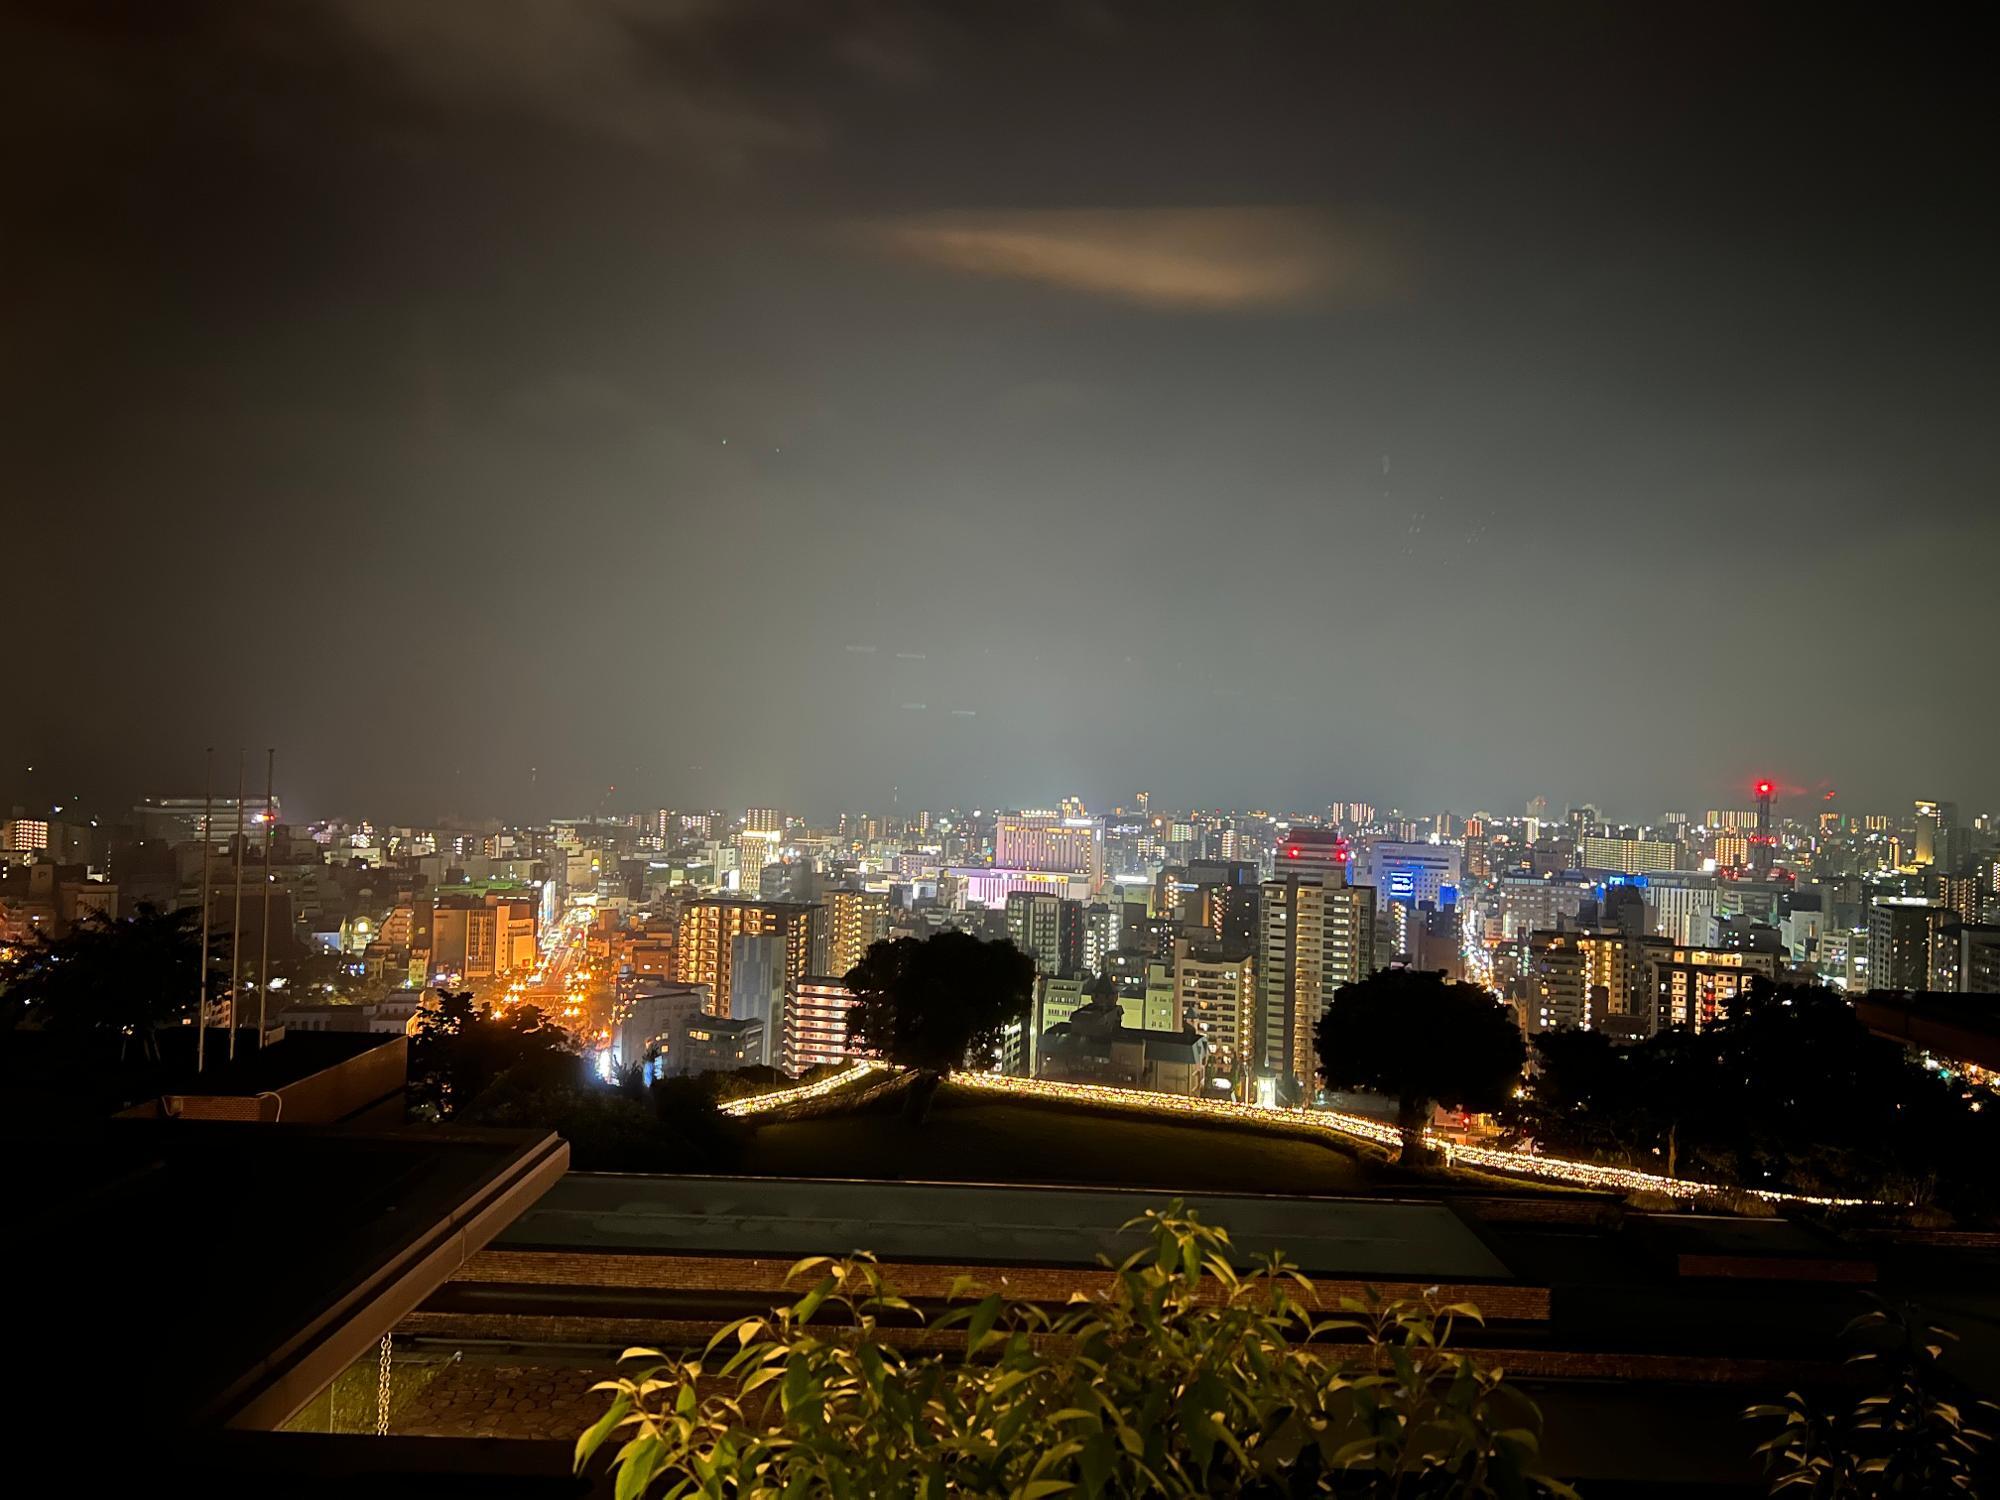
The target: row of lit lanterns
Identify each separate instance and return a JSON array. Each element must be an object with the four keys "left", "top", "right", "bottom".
[{"left": 725, "top": 1062, "right": 1879, "bottom": 1207}]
